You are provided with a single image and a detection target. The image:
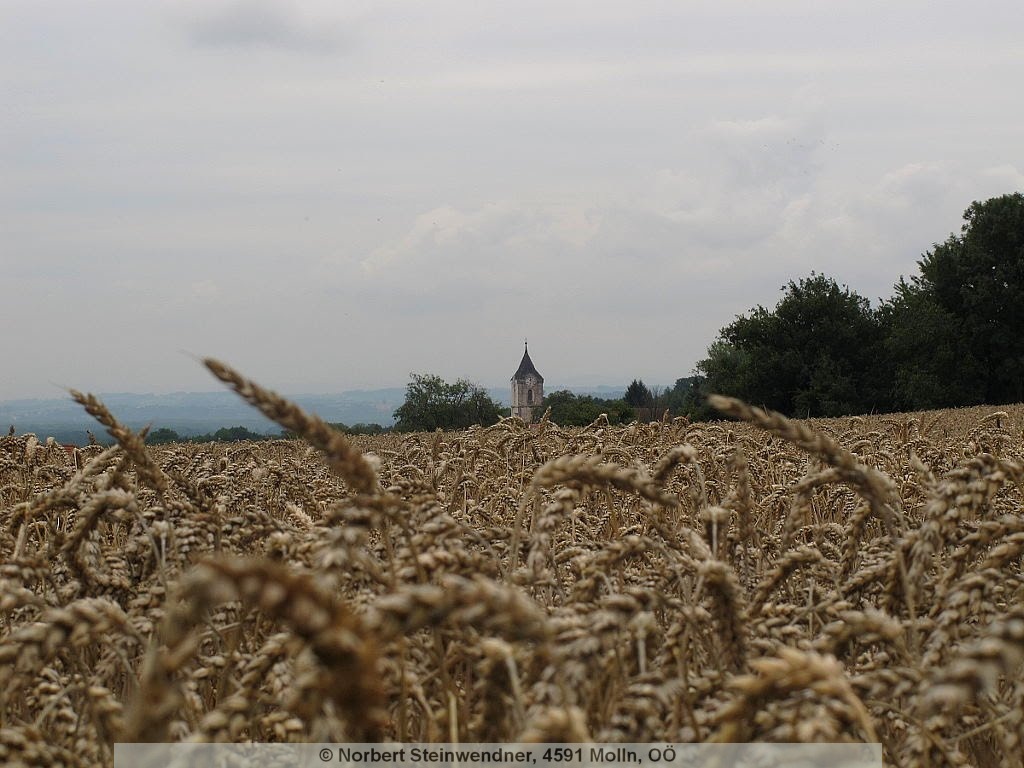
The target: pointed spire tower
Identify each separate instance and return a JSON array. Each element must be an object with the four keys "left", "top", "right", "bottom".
[{"left": 510, "top": 341, "right": 544, "bottom": 423}]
